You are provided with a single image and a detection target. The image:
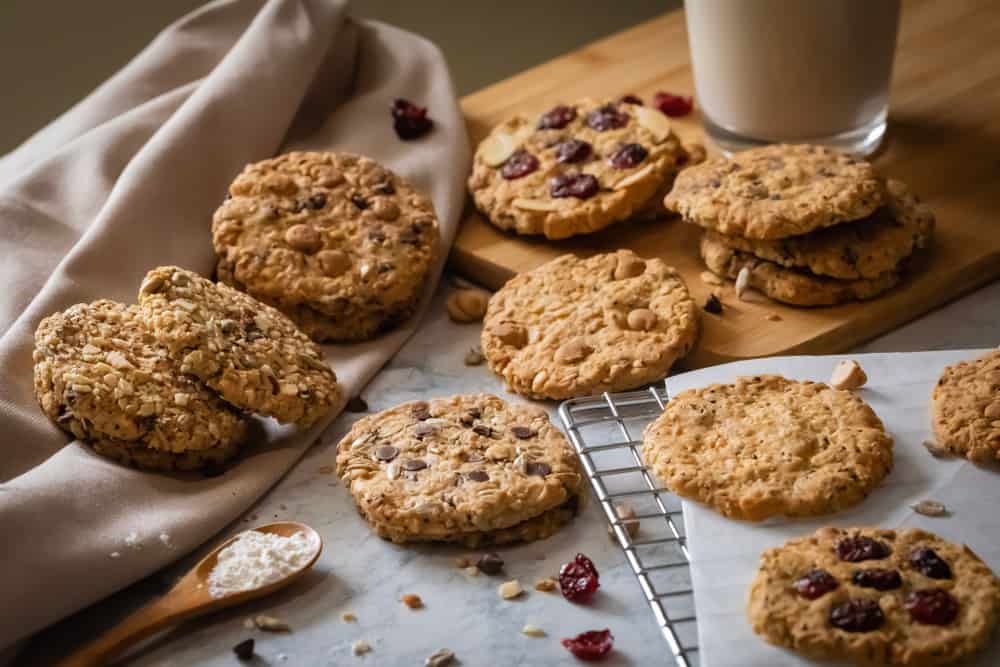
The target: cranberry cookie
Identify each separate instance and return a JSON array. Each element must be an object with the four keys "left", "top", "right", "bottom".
[
  {"left": 748, "top": 527, "right": 1000, "bottom": 666},
  {"left": 931, "top": 349, "right": 1000, "bottom": 463}
]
